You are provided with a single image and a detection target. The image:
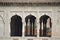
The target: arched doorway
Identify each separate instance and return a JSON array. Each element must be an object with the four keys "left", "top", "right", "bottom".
[
  {"left": 39, "top": 14, "right": 52, "bottom": 37},
  {"left": 10, "top": 15, "right": 22, "bottom": 36},
  {"left": 25, "top": 14, "right": 37, "bottom": 36}
]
